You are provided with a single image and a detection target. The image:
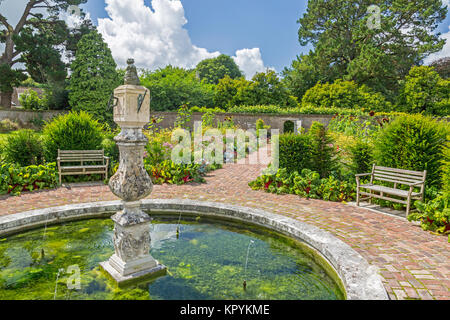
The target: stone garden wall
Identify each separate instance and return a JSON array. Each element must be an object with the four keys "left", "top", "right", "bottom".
[
  {"left": 0, "top": 110, "right": 334, "bottom": 132},
  {"left": 0, "top": 109, "right": 66, "bottom": 126},
  {"left": 151, "top": 112, "right": 335, "bottom": 133}
]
